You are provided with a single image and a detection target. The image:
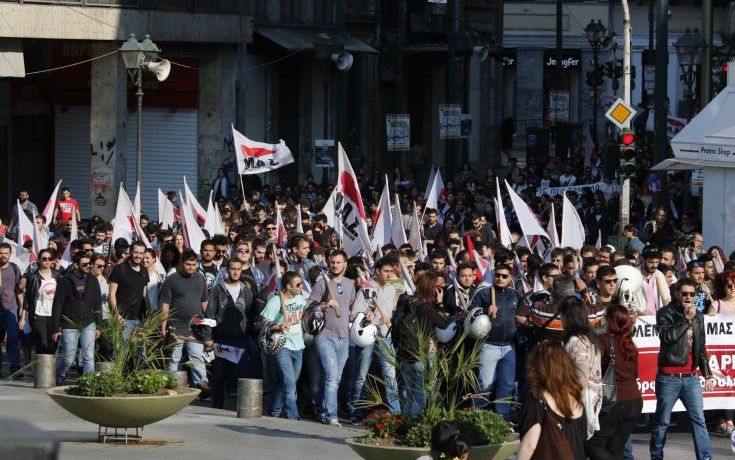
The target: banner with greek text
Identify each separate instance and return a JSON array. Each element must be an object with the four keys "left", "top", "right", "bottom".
[
  {"left": 634, "top": 315, "right": 735, "bottom": 413},
  {"left": 535, "top": 181, "right": 620, "bottom": 198}
]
